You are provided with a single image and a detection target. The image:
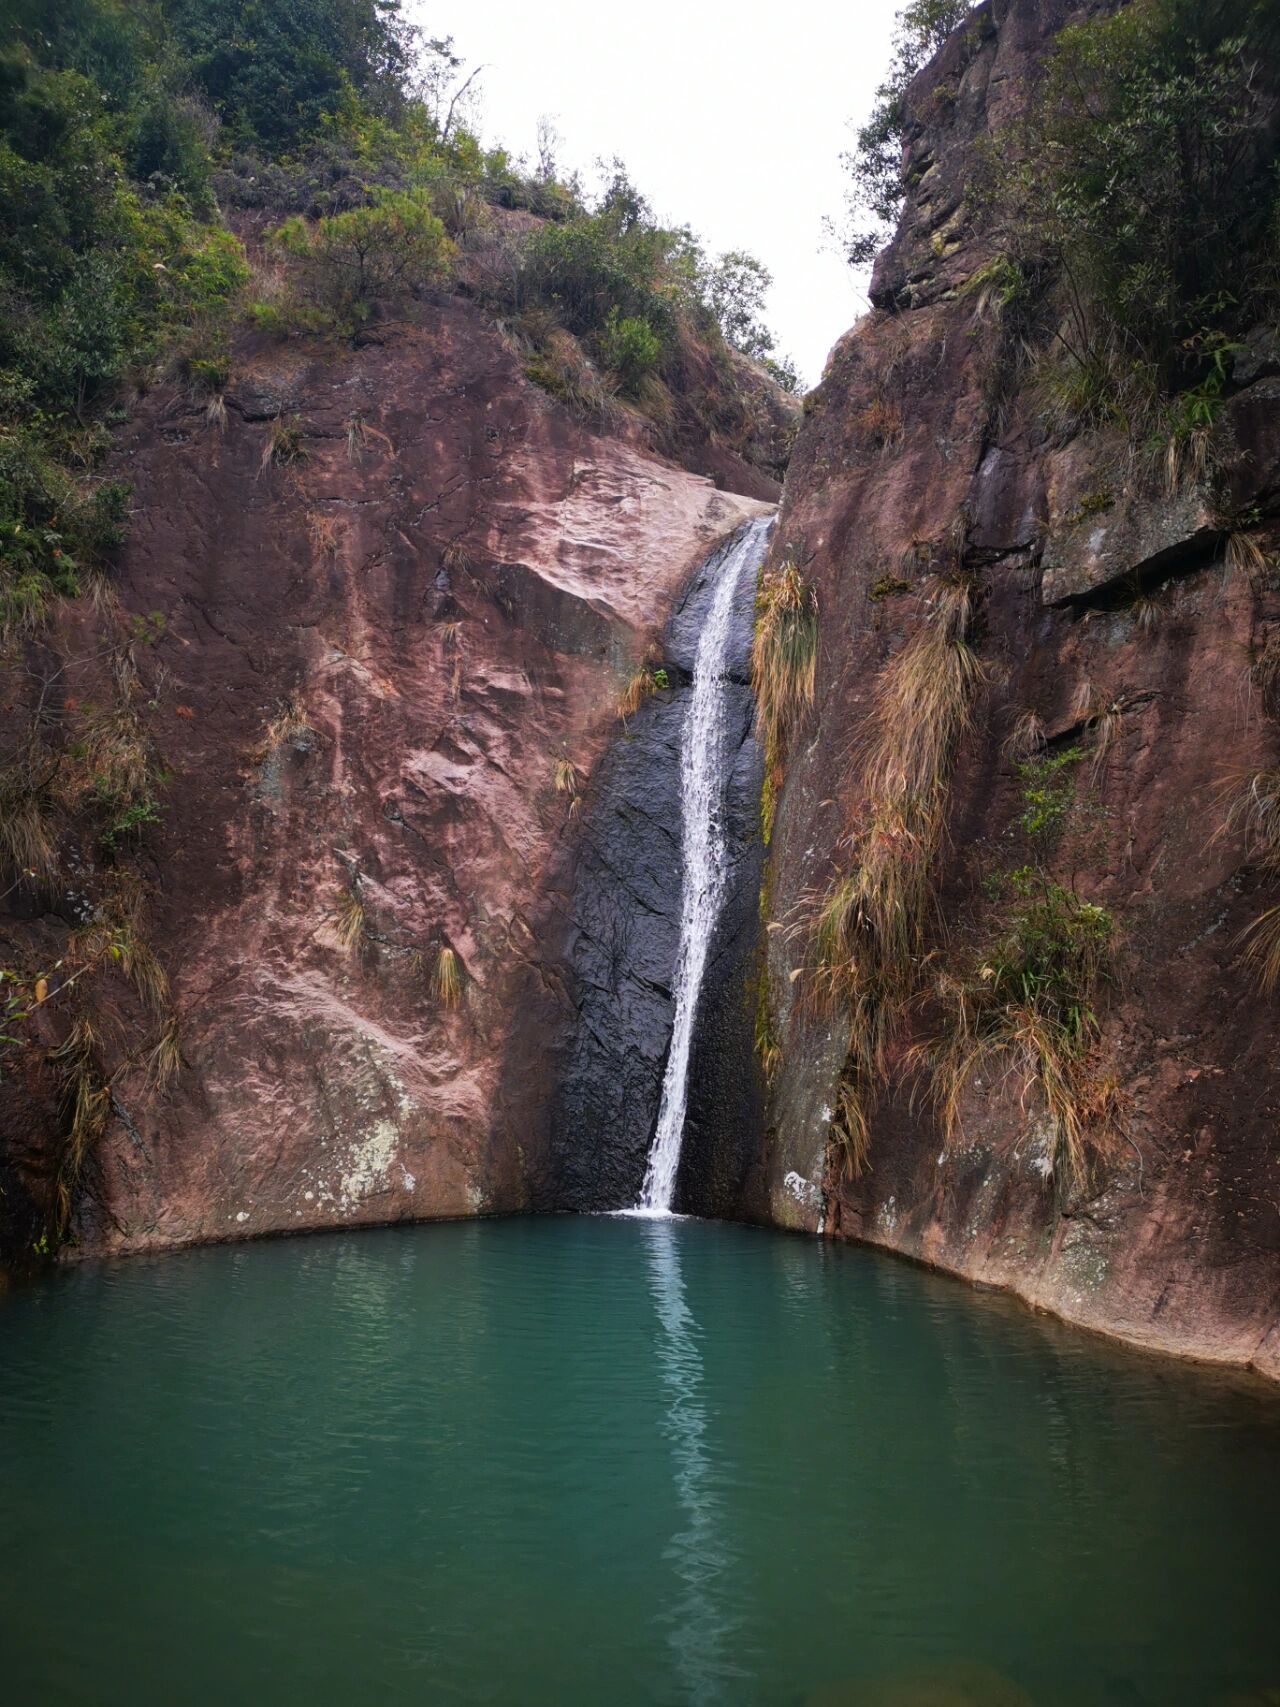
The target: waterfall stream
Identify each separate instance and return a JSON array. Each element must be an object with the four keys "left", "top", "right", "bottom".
[{"left": 636, "top": 516, "right": 773, "bottom": 1215}]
